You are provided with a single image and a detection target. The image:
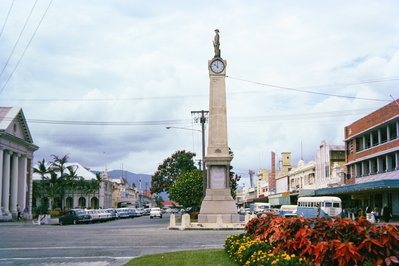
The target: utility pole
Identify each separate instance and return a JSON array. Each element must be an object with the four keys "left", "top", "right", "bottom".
[{"left": 191, "top": 110, "right": 209, "bottom": 197}]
